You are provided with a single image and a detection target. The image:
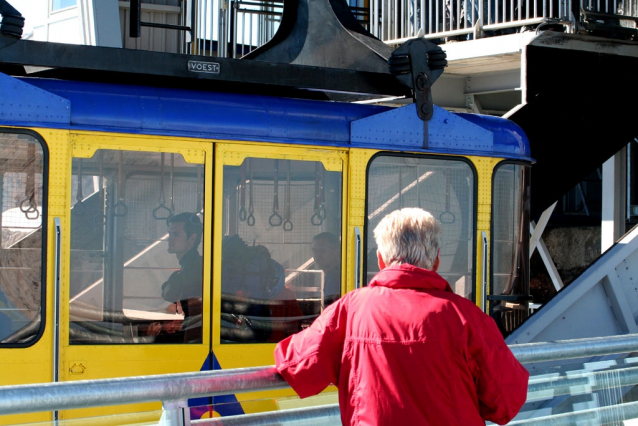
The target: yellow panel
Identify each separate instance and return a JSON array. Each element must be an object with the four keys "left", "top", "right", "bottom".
[
  {"left": 70, "top": 132, "right": 206, "bottom": 164},
  {"left": 345, "top": 149, "right": 378, "bottom": 293},
  {"left": 217, "top": 142, "right": 343, "bottom": 171},
  {"left": 468, "top": 156, "right": 502, "bottom": 310}
]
